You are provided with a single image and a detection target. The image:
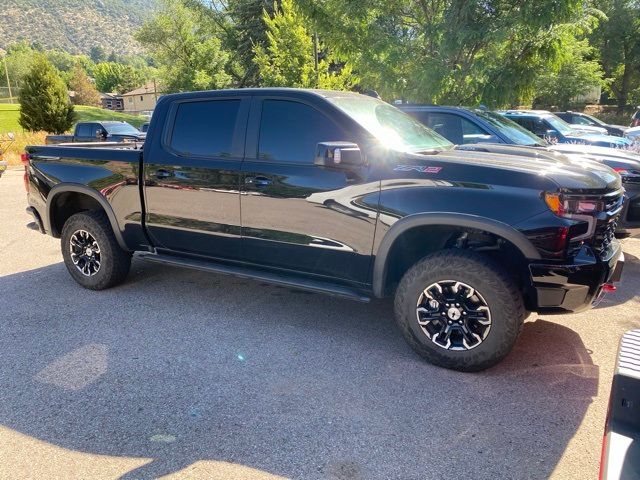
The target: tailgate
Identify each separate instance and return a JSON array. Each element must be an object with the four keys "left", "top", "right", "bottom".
[{"left": 600, "top": 329, "right": 640, "bottom": 479}]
